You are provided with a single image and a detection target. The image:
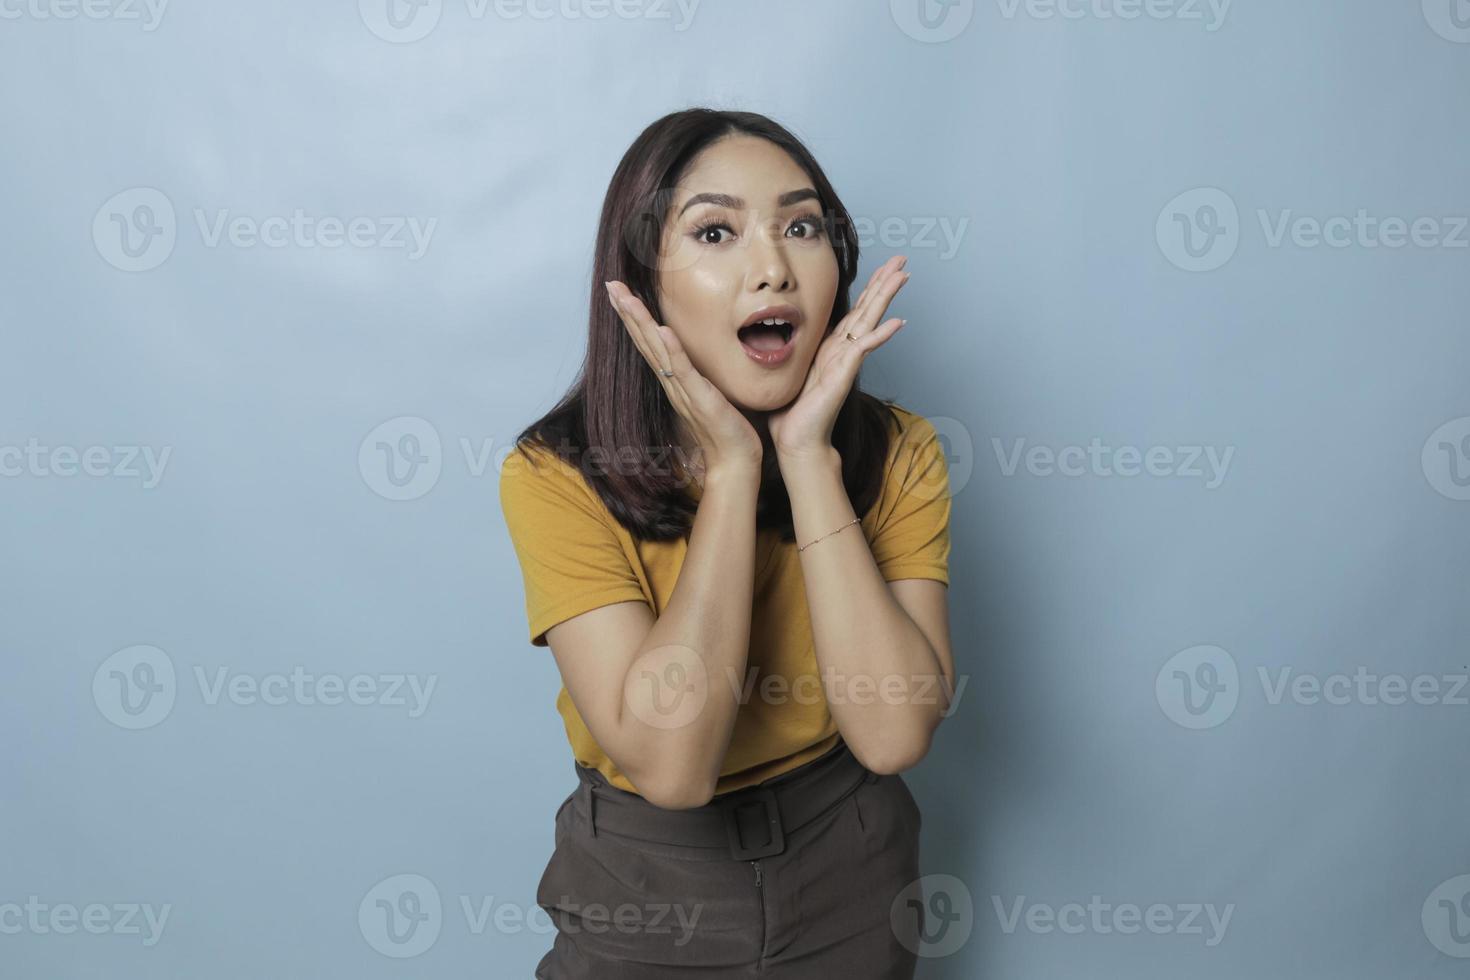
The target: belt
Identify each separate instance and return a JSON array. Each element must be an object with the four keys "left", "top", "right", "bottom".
[{"left": 580, "top": 740, "right": 878, "bottom": 861}]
